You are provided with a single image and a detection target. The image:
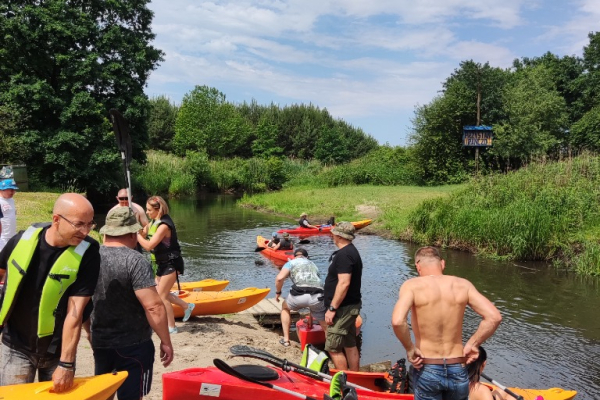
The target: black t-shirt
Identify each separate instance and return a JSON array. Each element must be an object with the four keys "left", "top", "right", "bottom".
[
  {"left": 323, "top": 243, "right": 362, "bottom": 308},
  {"left": 279, "top": 238, "right": 292, "bottom": 250},
  {"left": 0, "top": 227, "right": 100, "bottom": 356}
]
